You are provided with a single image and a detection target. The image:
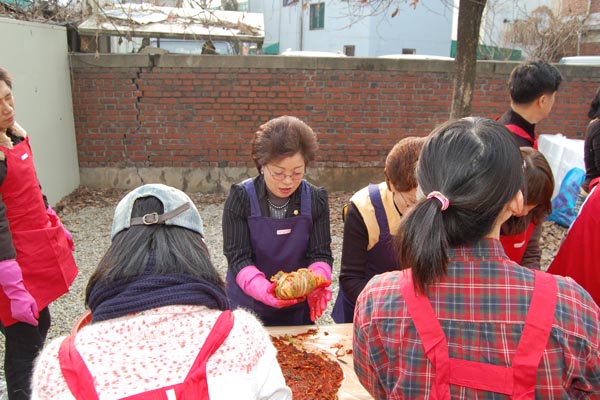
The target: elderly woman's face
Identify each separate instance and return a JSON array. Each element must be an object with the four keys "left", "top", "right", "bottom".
[
  {"left": 0, "top": 81, "right": 15, "bottom": 132},
  {"left": 263, "top": 152, "right": 305, "bottom": 198}
]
